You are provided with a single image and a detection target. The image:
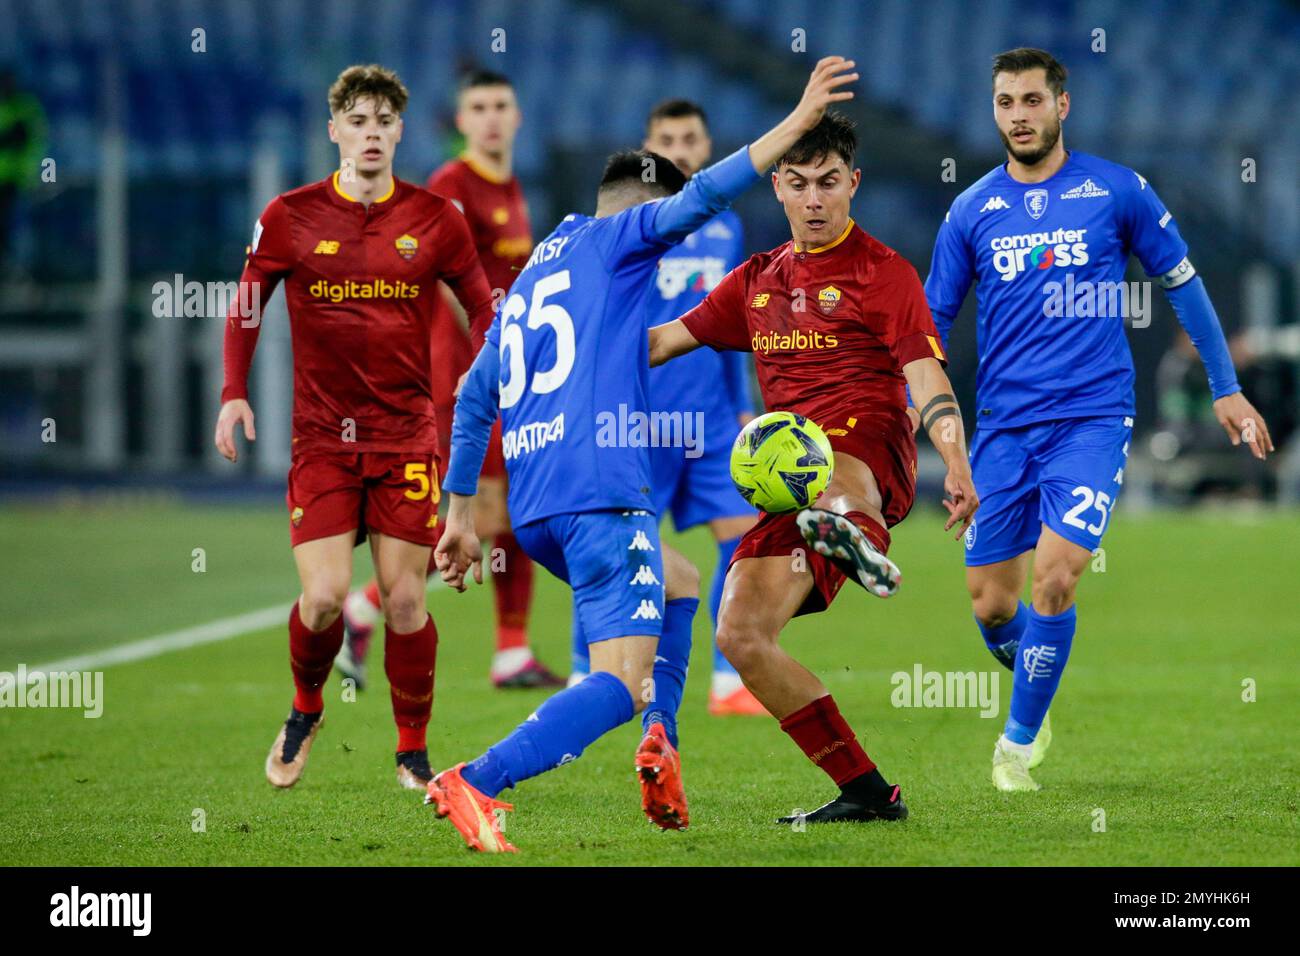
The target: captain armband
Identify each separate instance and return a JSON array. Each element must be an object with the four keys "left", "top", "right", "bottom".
[{"left": 1159, "top": 256, "right": 1197, "bottom": 290}]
